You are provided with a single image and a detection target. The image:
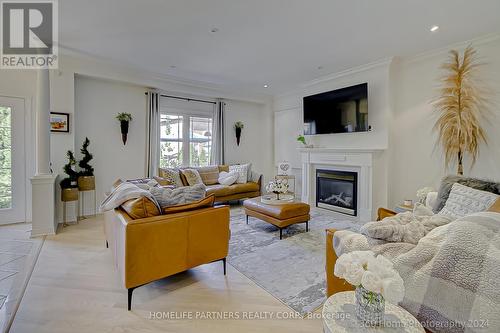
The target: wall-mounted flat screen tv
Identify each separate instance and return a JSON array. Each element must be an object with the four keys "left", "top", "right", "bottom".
[{"left": 303, "top": 83, "right": 368, "bottom": 135}]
